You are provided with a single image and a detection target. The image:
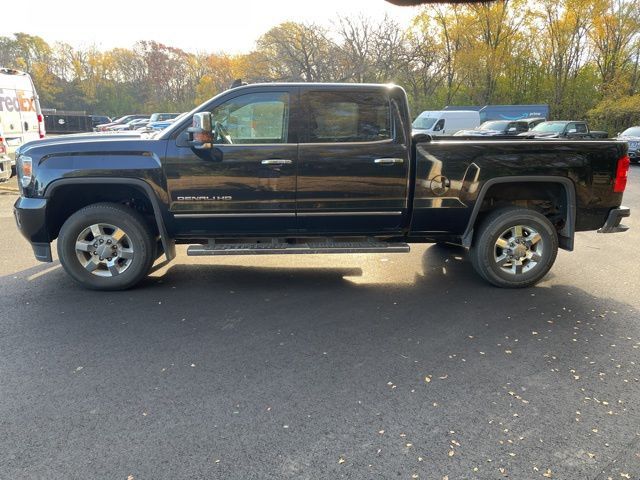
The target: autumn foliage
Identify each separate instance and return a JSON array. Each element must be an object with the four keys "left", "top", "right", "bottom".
[{"left": 1, "top": 0, "right": 640, "bottom": 133}]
